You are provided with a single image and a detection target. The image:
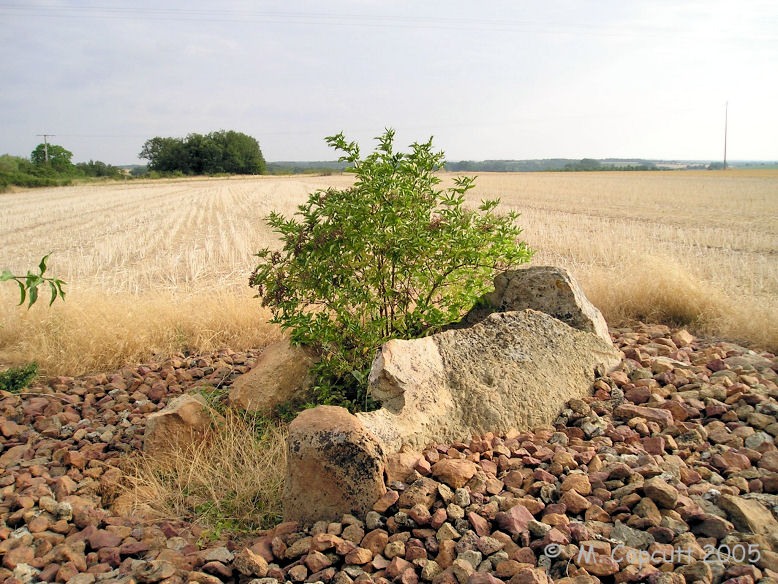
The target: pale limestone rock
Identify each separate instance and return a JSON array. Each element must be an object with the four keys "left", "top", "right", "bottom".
[
  {"left": 358, "top": 309, "right": 620, "bottom": 453},
  {"left": 228, "top": 340, "right": 317, "bottom": 413},
  {"left": 459, "top": 266, "right": 612, "bottom": 344}
]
